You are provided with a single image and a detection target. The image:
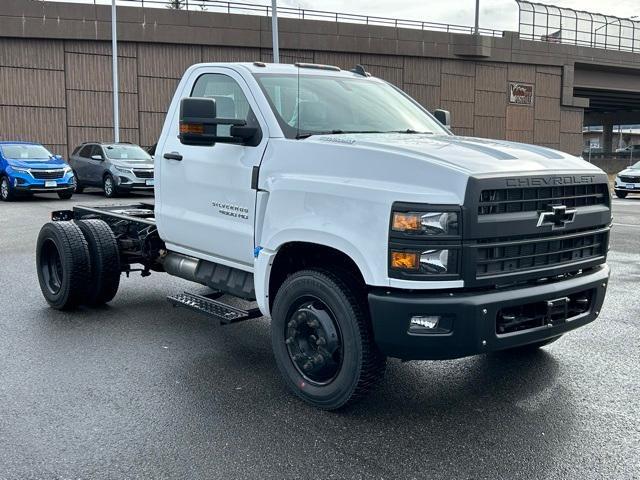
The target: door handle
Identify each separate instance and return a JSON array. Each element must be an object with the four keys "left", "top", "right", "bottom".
[{"left": 163, "top": 152, "right": 183, "bottom": 161}]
